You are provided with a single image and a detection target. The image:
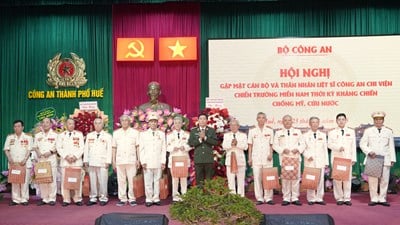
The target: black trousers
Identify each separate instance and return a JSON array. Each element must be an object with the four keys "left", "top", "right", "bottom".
[{"left": 195, "top": 163, "right": 214, "bottom": 187}]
